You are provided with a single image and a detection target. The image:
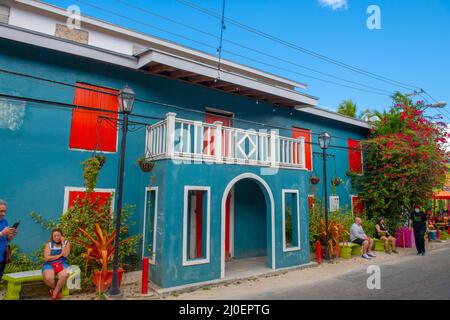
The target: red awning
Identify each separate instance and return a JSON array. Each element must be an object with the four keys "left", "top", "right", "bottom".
[{"left": 433, "top": 191, "right": 450, "bottom": 200}]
